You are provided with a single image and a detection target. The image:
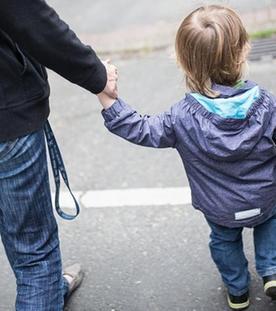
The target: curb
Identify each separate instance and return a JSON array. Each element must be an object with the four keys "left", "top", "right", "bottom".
[{"left": 78, "top": 6, "right": 276, "bottom": 58}]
